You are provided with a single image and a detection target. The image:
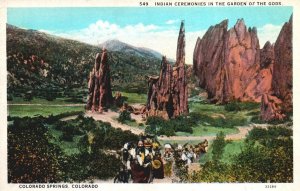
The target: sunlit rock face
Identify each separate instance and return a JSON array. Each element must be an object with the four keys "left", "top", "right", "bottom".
[
  {"left": 261, "top": 16, "right": 292, "bottom": 121},
  {"left": 86, "top": 49, "right": 113, "bottom": 112},
  {"left": 146, "top": 21, "right": 188, "bottom": 119}
]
